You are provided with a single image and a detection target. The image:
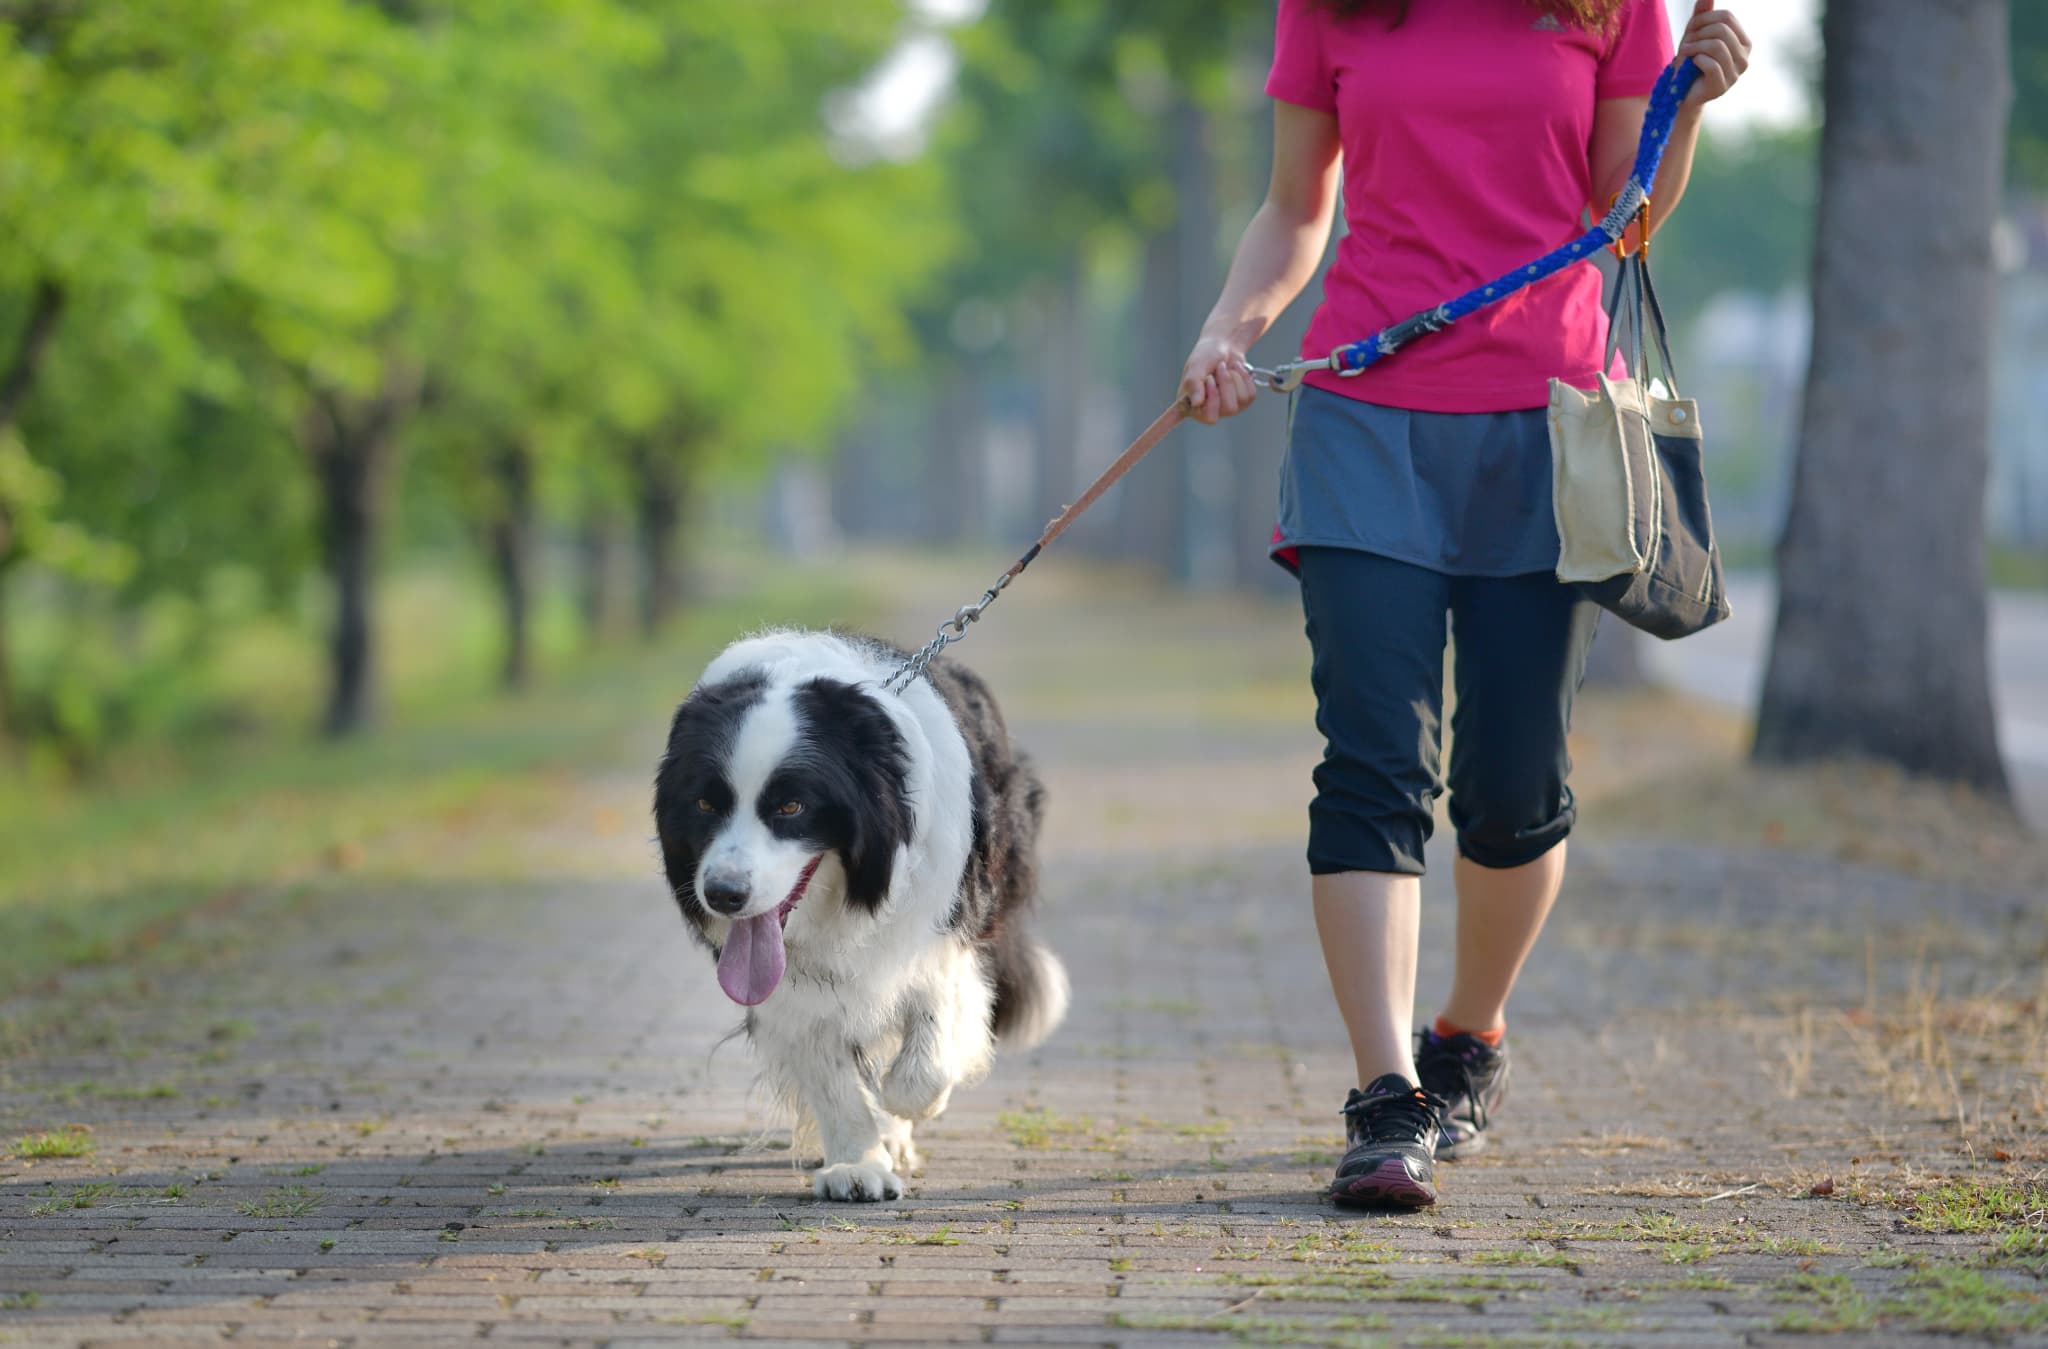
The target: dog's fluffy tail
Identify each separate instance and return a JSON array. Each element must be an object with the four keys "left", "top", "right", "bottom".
[{"left": 991, "top": 935, "right": 1069, "bottom": 1051}]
